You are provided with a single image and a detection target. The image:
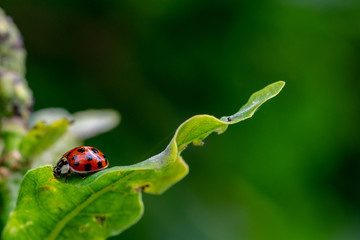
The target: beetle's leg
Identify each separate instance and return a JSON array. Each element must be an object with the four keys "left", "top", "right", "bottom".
[
  {"left": 77, "top": 172, "right": 85, "bottom": 179},
  {"left": 65, "top": 171, "right": 71, "bottom": 182}
]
